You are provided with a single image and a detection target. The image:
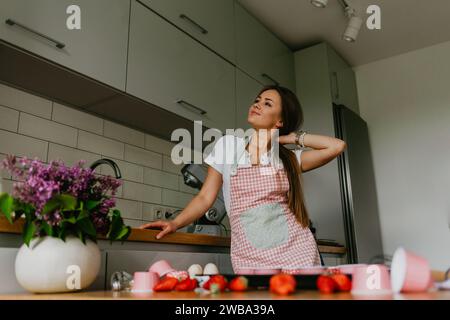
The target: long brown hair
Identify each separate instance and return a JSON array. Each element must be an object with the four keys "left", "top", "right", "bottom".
[{"left": 257, "top": 85, "right": 310, "bottom": 228}]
